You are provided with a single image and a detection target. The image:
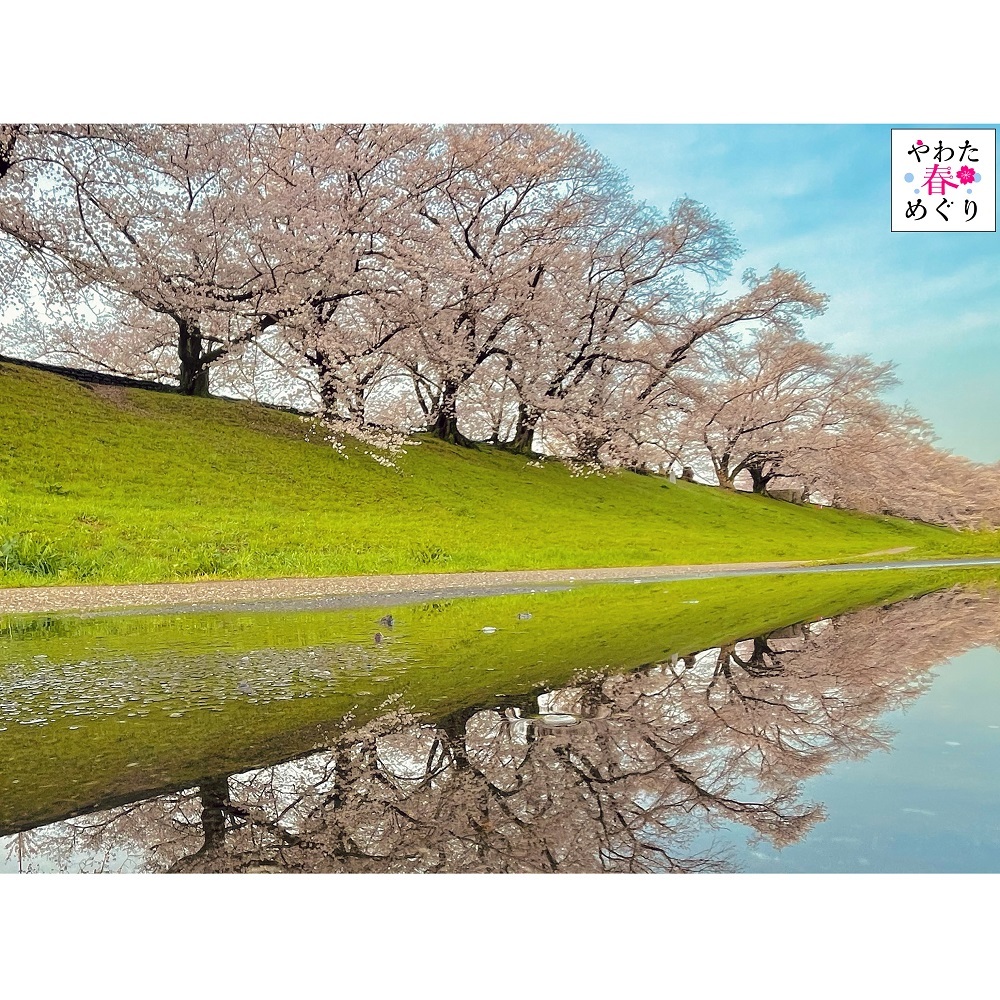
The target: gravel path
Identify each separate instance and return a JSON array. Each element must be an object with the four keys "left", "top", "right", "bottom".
[
  {"left": 5, "top": 547, "right": 988, "bottom": 617},
  {"left": 0, "top": 561, "right": 811, "bottom": 615}
]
